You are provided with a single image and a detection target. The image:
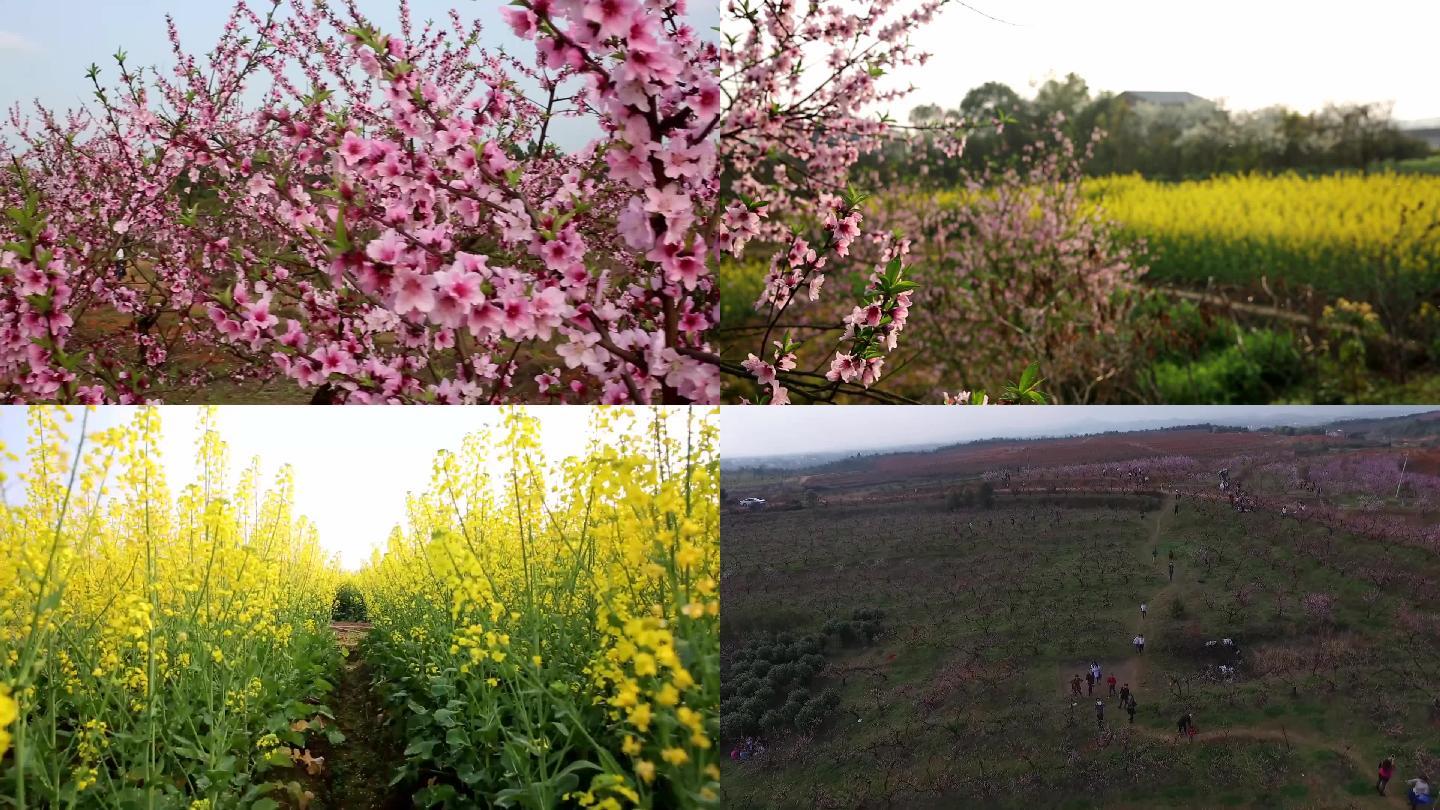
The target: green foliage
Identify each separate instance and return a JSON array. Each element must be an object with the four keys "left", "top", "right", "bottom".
[
  {"left": 331, "top": 582, "right": 368, "bottom": 623},
  {"left": 720, "top": 610, "right": 883, "bottom": 744},
  {"left": 873, "top": 73, "right": 1431, "bottom": 183},
  {"left": 1150, "top": 329, "right": 1307, "bottom": 404}
]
